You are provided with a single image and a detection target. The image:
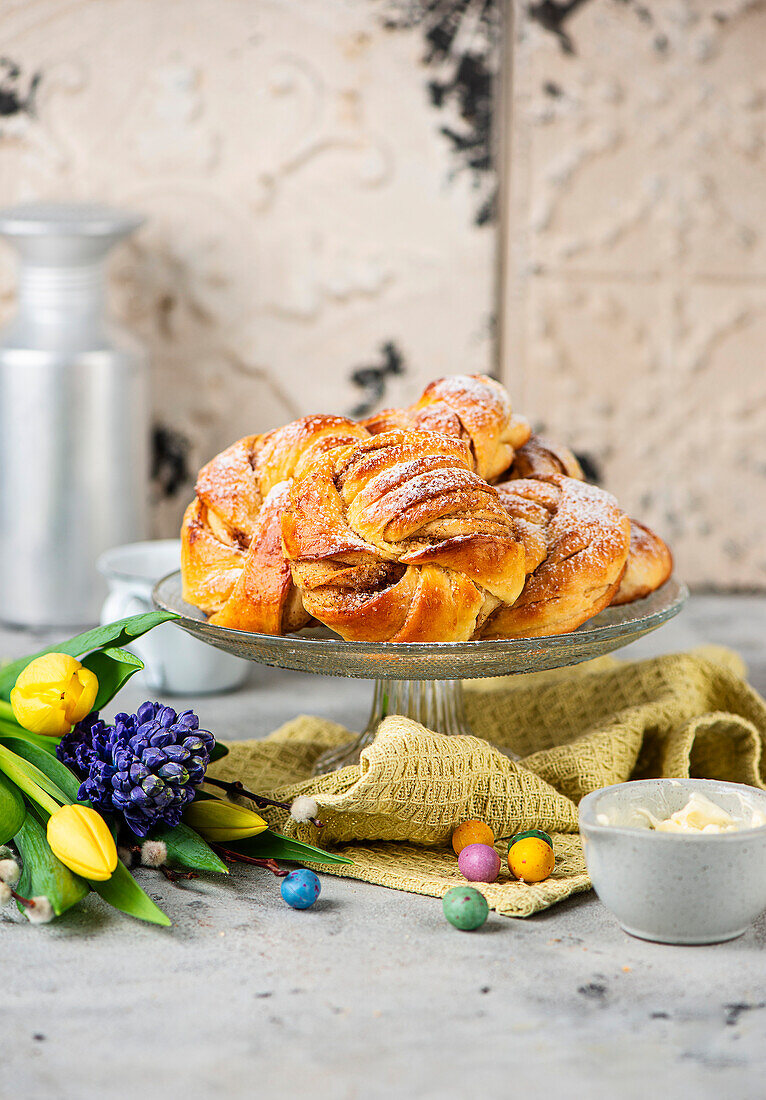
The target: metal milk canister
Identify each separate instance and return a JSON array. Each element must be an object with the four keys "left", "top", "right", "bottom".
[{"left": 0, "top": 203, "right": 149, "bottom": 628}]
